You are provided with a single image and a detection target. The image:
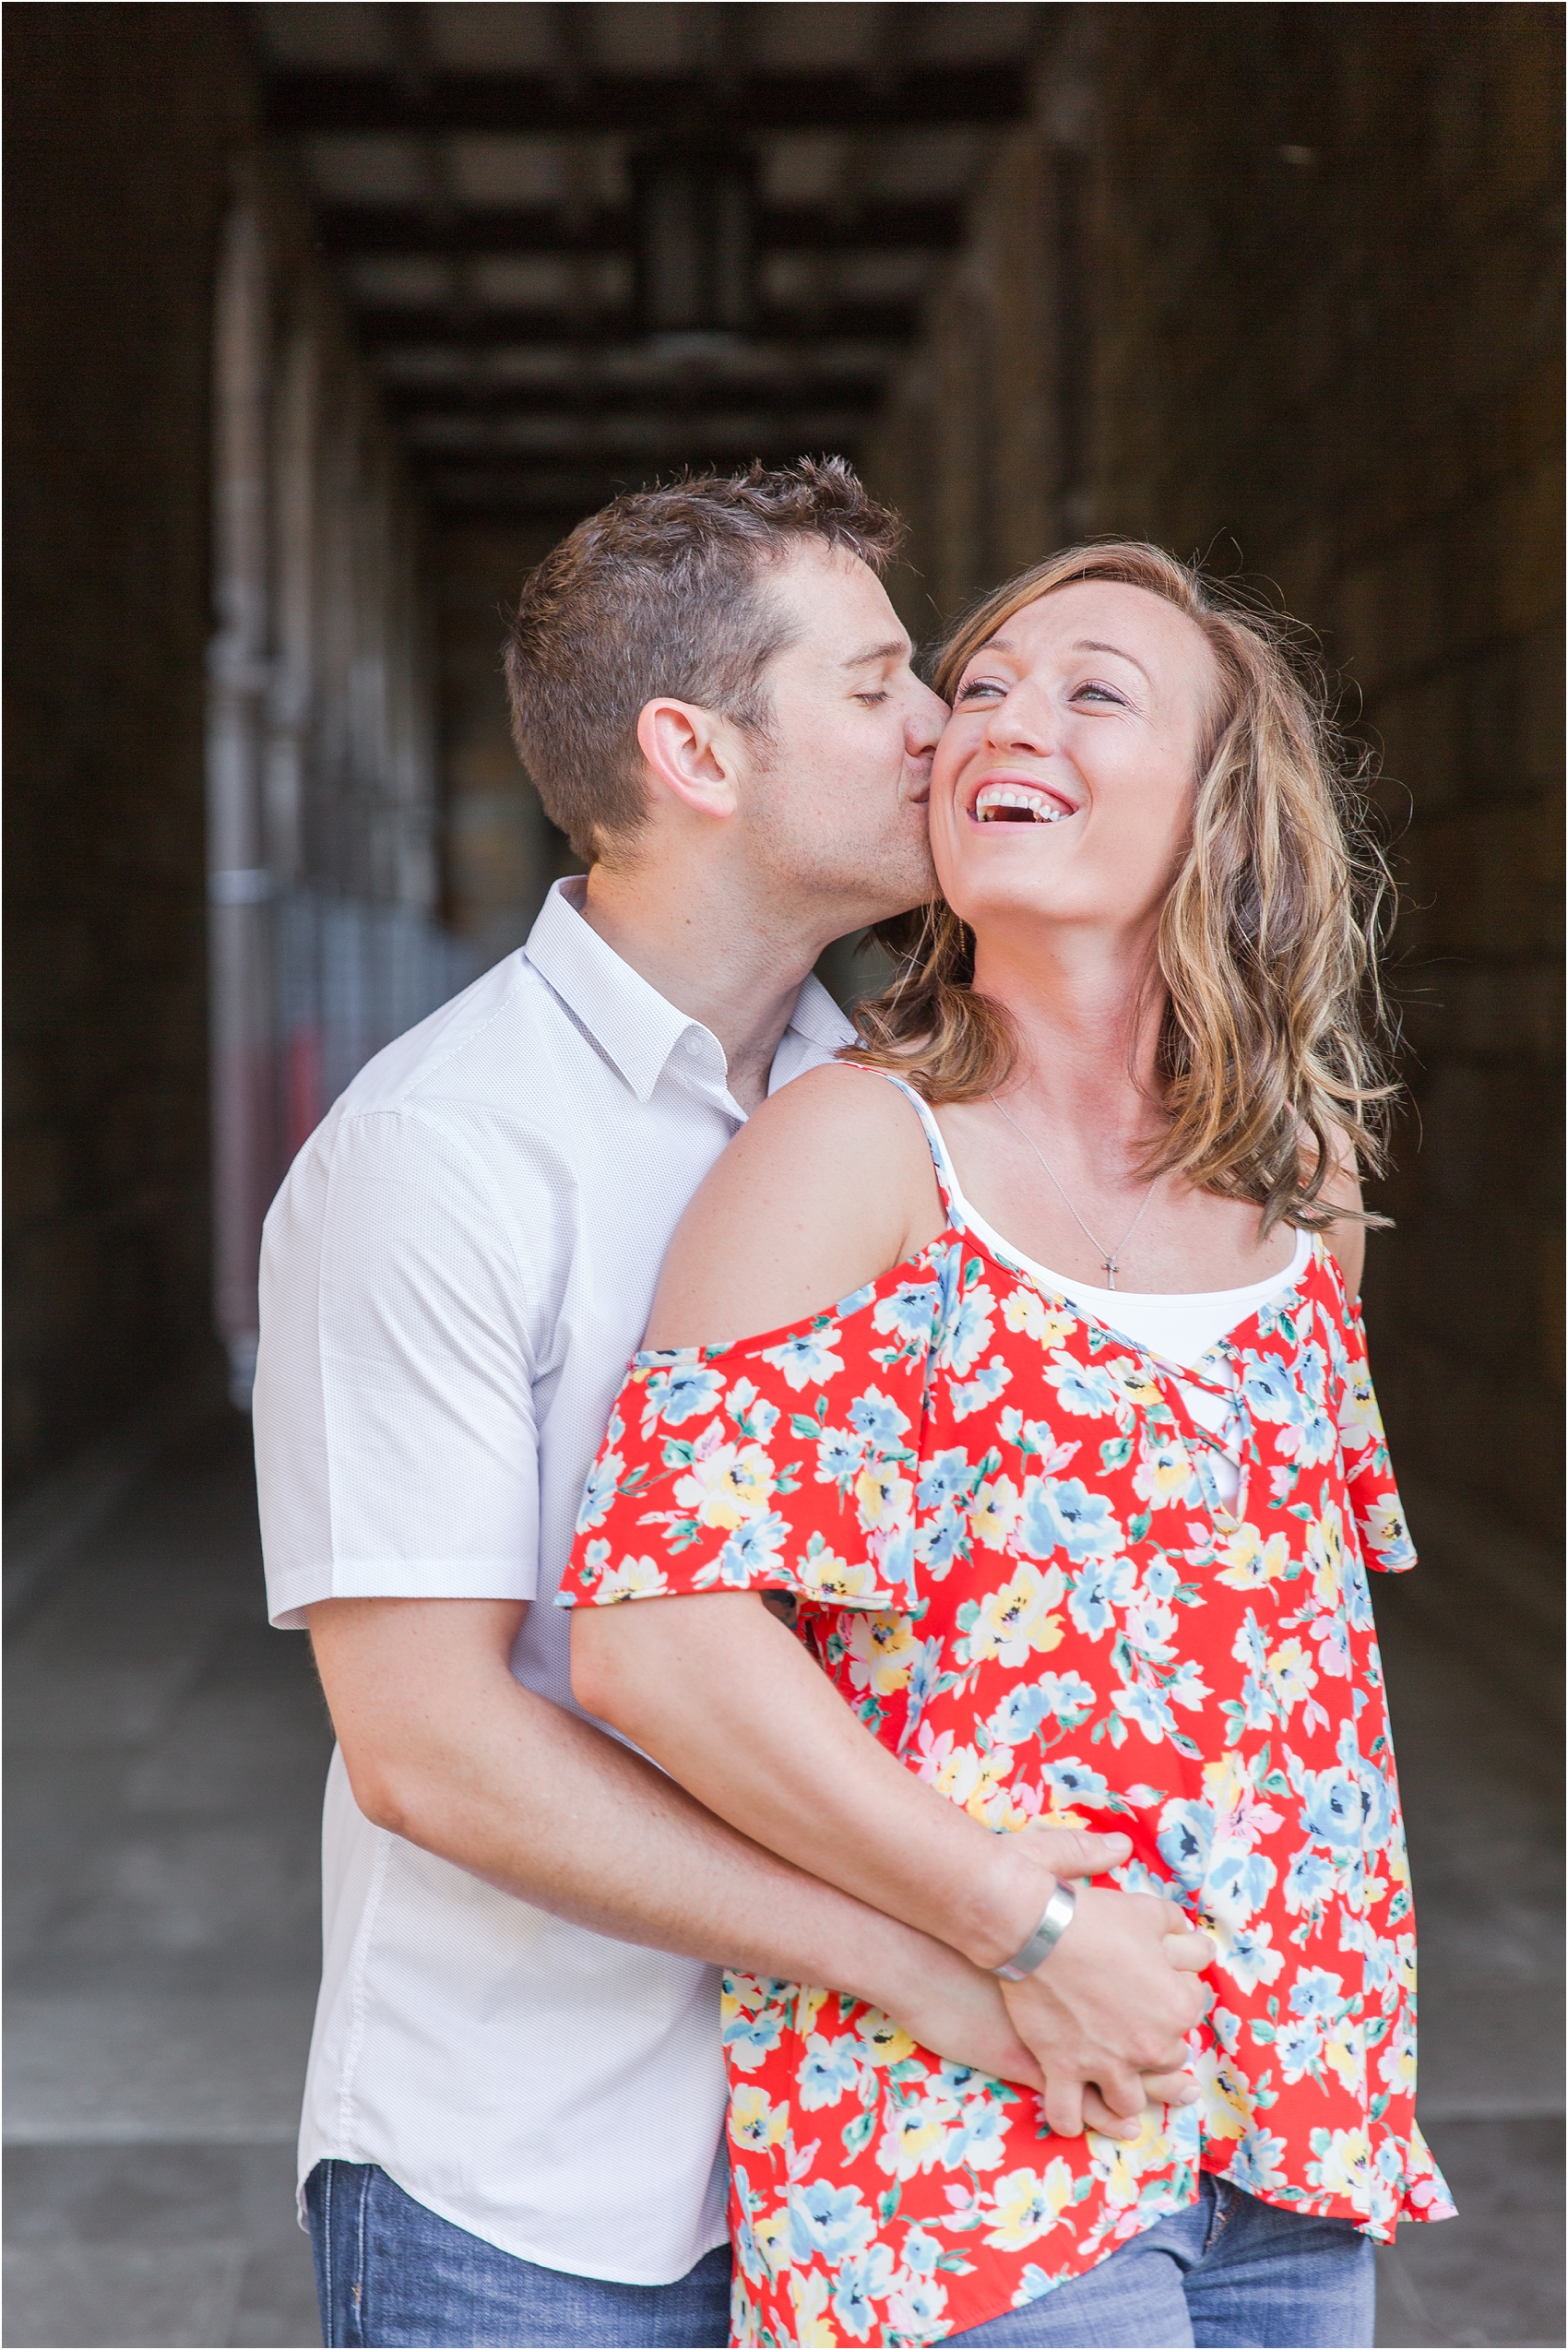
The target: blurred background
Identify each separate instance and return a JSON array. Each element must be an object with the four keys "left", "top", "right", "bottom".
[{"left": 5, "top": 6, "right": 1562, "bottom": 2345}]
